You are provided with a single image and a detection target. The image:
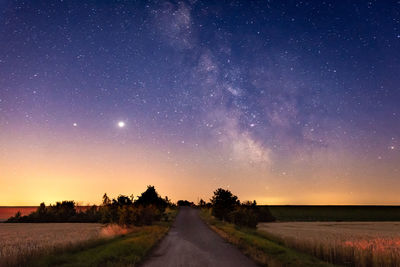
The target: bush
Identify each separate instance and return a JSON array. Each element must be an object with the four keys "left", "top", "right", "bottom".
[
  {"left": 231, "top": 207, "right": 258, "bottom": 228},
  {"left": 208, "top": 189, "right": 275, "bottom": 228},
  {"left": 134, "top": 186, "right": 168, "bottom": 212},
  {"left": 257, "top": 206, "right": 276, "bottom": 222},
  {"left": 177, "top": 200, "right": 194, "bottom": 206},
  {"left": 141, "top": 205, "right": 161, "bottom": 225},
  {"left": 211, "top": 188, "right": 240, "bottom": 221}
]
